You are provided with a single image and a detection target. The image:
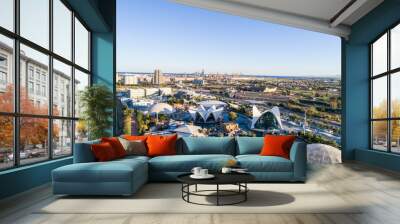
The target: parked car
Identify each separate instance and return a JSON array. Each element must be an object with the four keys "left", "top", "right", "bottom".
[{"left": 8, "top": 150, "right": 32, "bottom": 160}]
